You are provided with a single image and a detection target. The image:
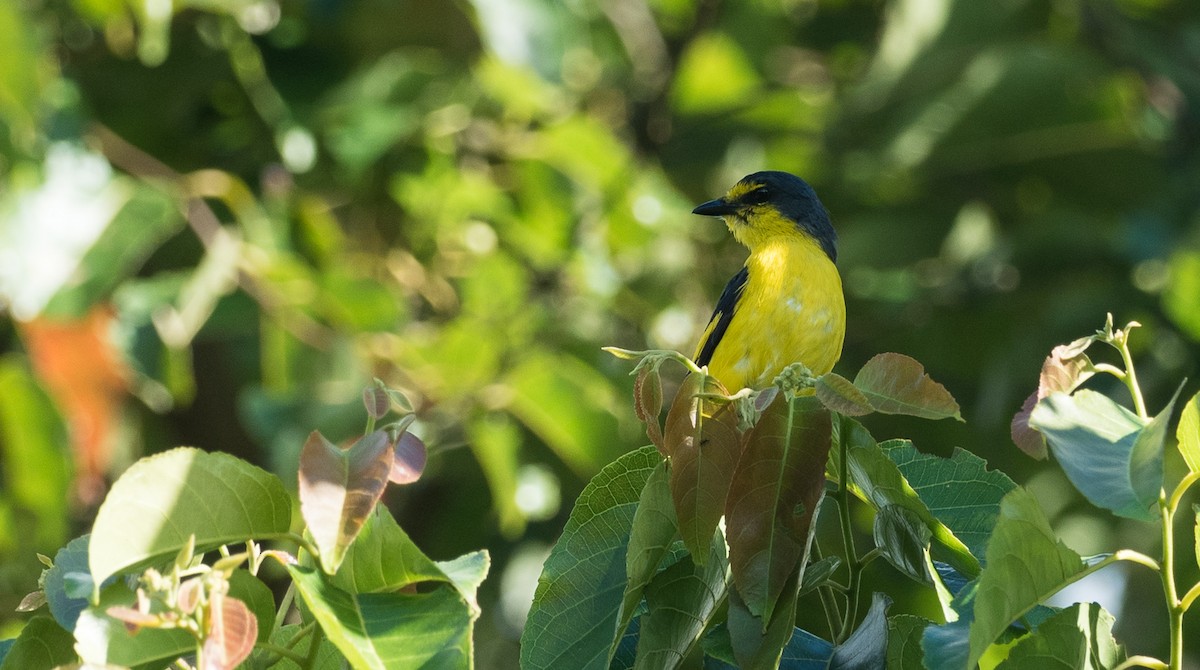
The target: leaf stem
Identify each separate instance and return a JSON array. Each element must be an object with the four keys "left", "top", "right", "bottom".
[
  {"left": 255, "top": 642, "right": 309, "bottom": 664},
  {"left": 1115, "top": 337, "right": 1148, "bottom": 420},
  {"left": 303, "top": 622, "right": 325, "bottom": 670},
  {"left": 1112, "top": 656, "right": 1169, "bottom": 670},
  {"left": 1158, "top": 493, "right": 1184, "bottom": 670},
  {"left": 273, "top": 581, "right": 297, "bottom": 634},
  {"left": 1181, "top": 582, "right": 1200, "bottom": 613},
  {"left": 1167, "top": 470, "right": 1200, "bottom": 513},
  {"left": 835, "top": 428, "right": 859, "bottom": 644}
]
